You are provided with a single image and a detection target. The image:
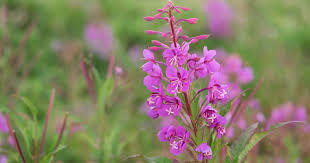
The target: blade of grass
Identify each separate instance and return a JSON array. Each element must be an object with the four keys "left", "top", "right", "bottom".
[
  {"left": 53, "top": 112, "right": 68, "bottom": 151},
  {"left": 39, "top": 88, "right": 55, "bottom": 155}
]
